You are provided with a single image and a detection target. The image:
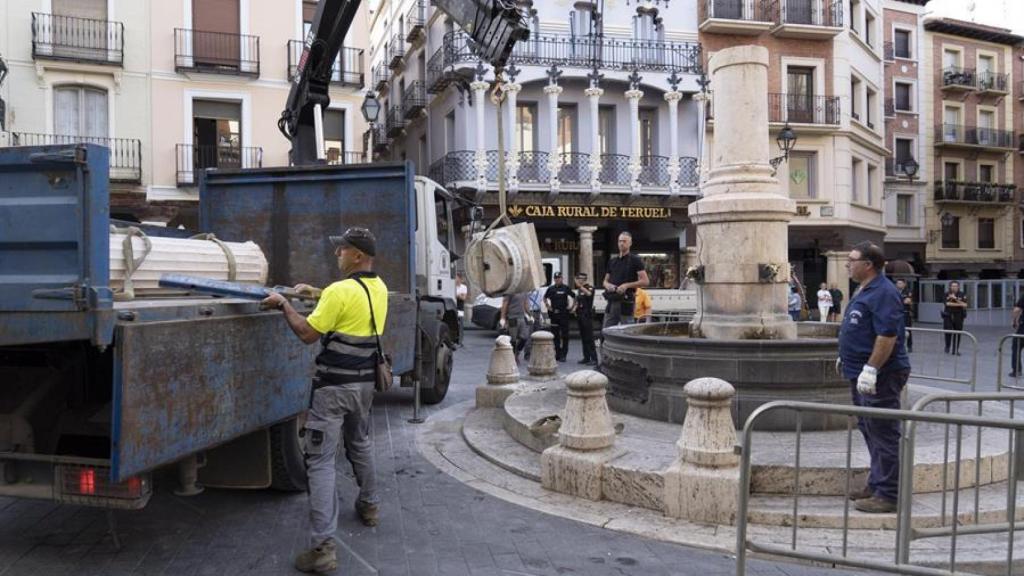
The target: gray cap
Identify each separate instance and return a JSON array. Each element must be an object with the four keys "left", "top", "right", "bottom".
[{"left": 329, "top": 227, "right": 376, "bottom": 256}]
